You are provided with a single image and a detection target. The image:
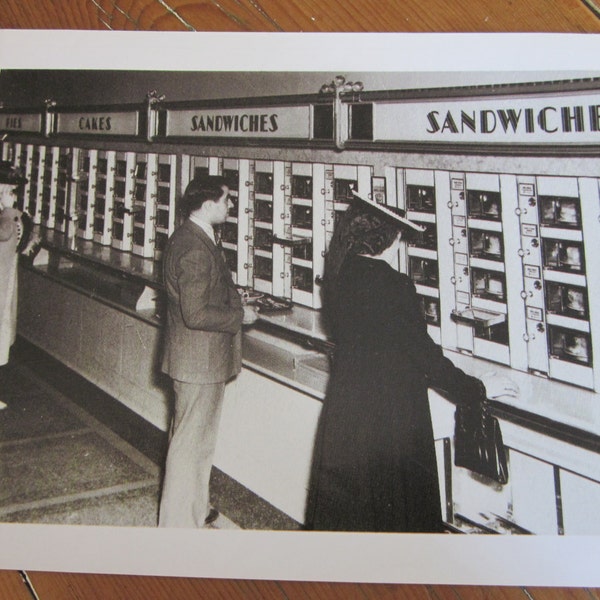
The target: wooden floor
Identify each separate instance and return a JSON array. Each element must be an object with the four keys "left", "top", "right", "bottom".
[
  {"left": 0, "top": 0, "right": 599, "bottom": 31},
  {"left": 2, "top": 0, "right": 600, "bottom": 597}
]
